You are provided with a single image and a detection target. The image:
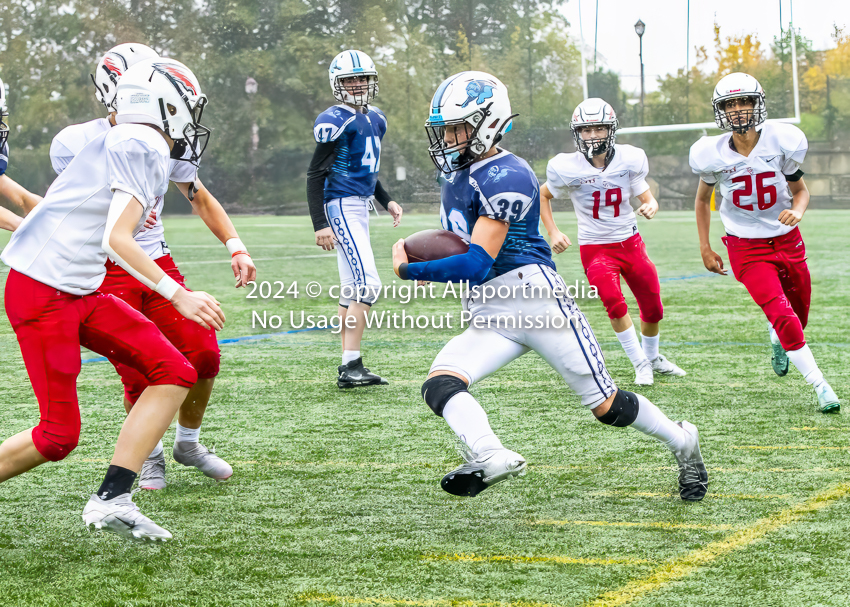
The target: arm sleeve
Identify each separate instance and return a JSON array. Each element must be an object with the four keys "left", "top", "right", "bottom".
[
  {"left": 306, "top": 140, "right": 338, "bottom": 231},
  {"left": 629, "top": 150, "right": 651, "bottom": 195},
  {"left": 688, "top": 142, "right": 717, "bottom": 185},
  {"left": 169, "top": 158, "right": 198, "bottom": 184},
  {"left": 545, "top": 160, "right": 567, "bottom": 199},
  {"left": 106, "top": 133, "right": 167, "bottom": 209},
  {"left": 49, "top": 138, "right": 73, "bottom": 175},
  {"left": 374, "top": 179, "right": 392, "bottom": 210},
  {"left": 0, "top": 142, "right": 8, "bottom": 177},
  {"left": 781, "top": 131, "right": 808, "bottom": 176},
  {"left": 102, "top": 190, "right": 157, "bottom": 290},
  {"left": 399, "top": 243, "right": 494, "bottom": 284}
]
